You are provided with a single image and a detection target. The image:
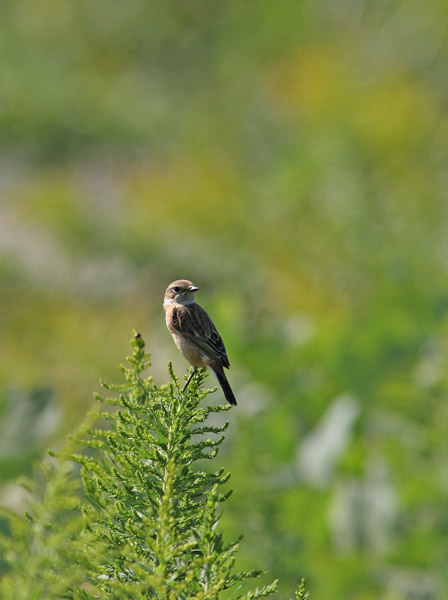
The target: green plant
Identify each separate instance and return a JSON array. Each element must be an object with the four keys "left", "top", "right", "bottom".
[
  {"left": 67, "top": 332, "right": 278, "bottom": 598},
  {"left": 0, "top": 333, "right": 308, "bottom": 599}
]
